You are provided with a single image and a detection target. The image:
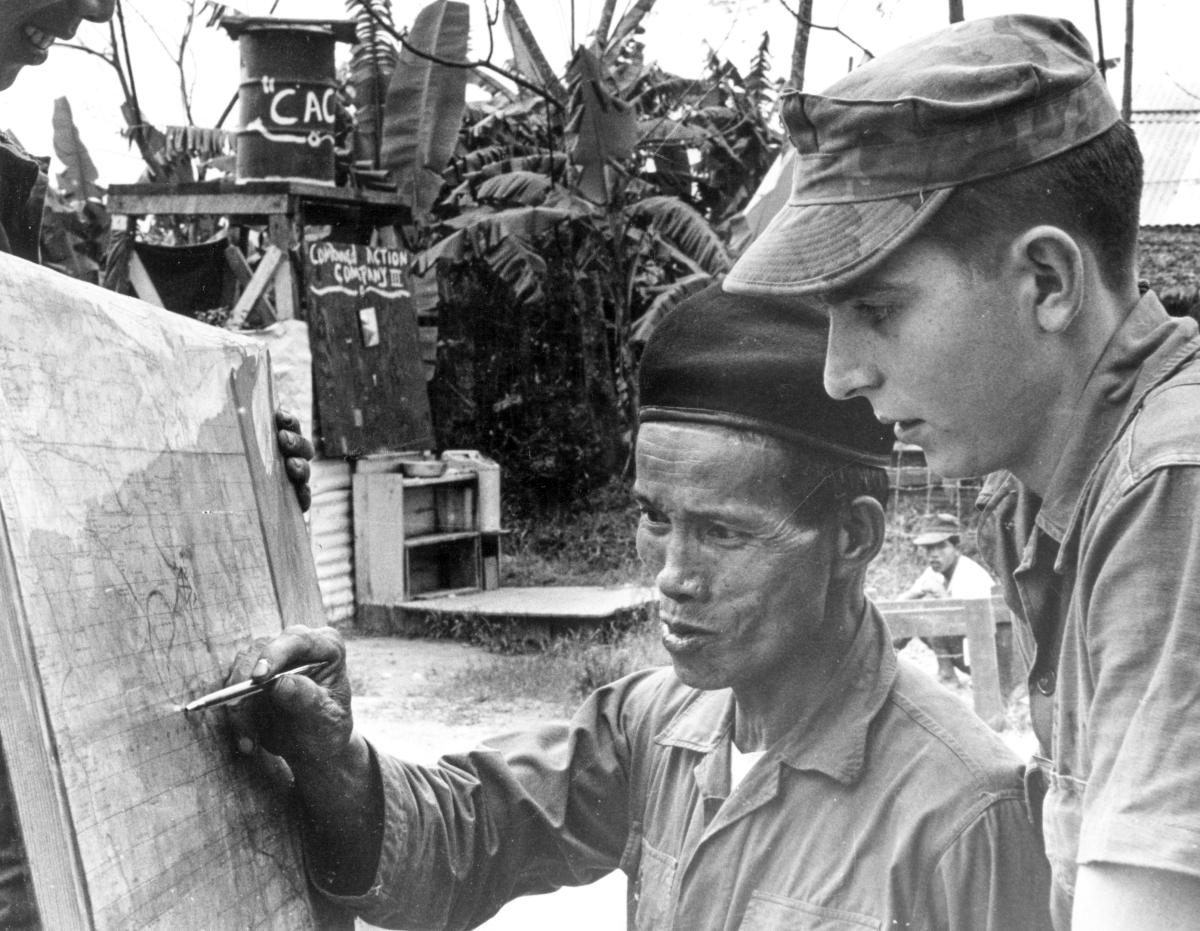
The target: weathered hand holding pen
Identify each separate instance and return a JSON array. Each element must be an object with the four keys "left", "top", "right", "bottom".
[{"left": 182, "top": 662, "right": 329, "bottom": 713}]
